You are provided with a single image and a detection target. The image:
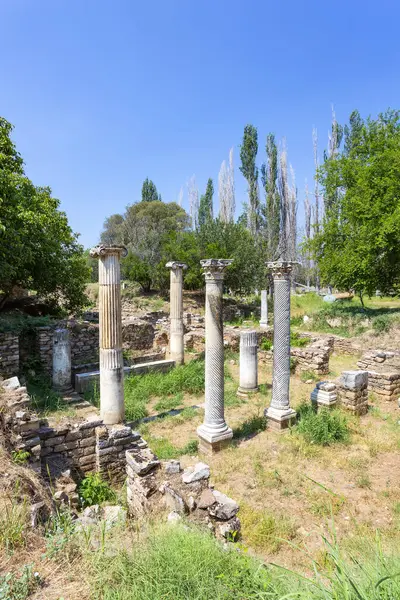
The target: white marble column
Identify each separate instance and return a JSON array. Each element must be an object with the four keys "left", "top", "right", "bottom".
[
  {"left": 265, "top": 261, "right": 297, "bottom": 429},
  {"left": 53, "top": 328, "right": 72, "bottom": 391},
  {"left": 166, "top": 261, "right": 187, "bottom": 365},
  {"left": 260, "top": 289, "right": 268, "bottom": 328},
  {"left": 238, "top": 330, "right": 258, "bottom": 396},
  {"left": 197, "top": 259, "right": 233, "bottom": 454},
  {"left": 90, "top": 245, "right": 127, "bottom": 425}
]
